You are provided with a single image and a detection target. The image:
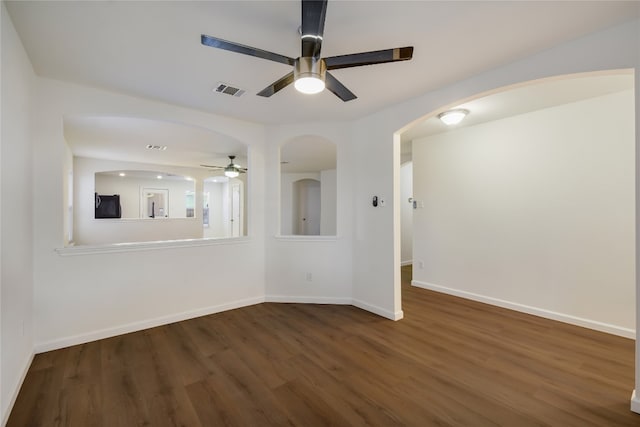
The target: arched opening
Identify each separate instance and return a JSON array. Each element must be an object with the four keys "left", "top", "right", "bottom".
[
  {"left": 396, "top": 70, "right": 635, "bottom": 337},
  {"left": 280, "top": 135, "right": 337, "bottom": 236}
]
